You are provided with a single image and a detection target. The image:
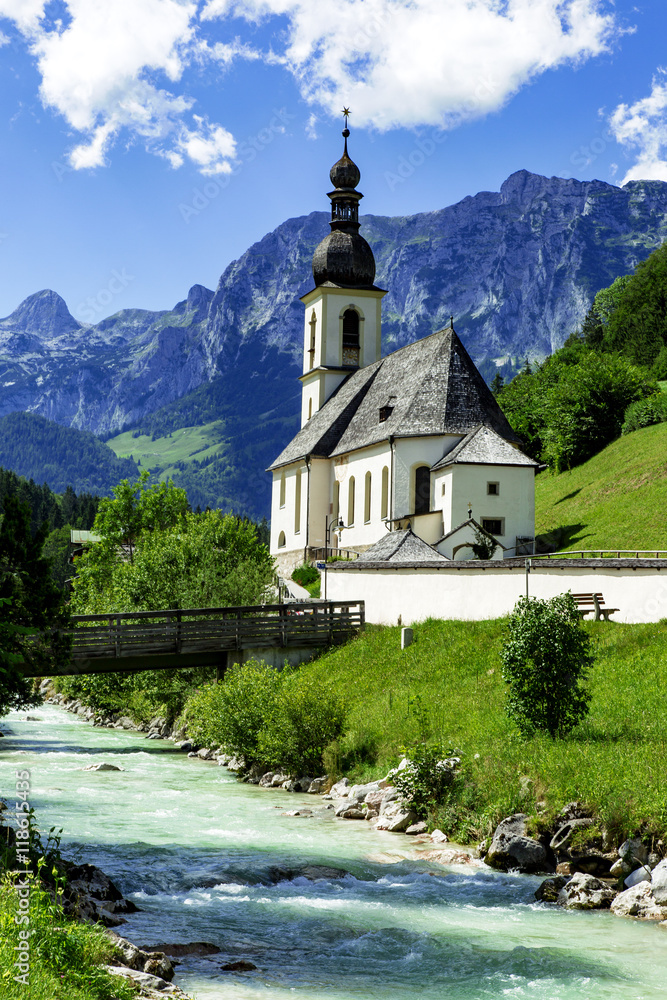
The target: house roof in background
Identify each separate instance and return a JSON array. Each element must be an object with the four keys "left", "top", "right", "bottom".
[{"left": 355, "top": 527, "right": 449, "bottom": 563}]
